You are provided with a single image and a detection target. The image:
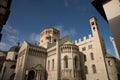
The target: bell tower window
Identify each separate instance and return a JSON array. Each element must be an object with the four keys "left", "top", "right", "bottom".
[
  {"left": 93, "top": 27, "right": 96, "bottom": 31},
  {"left": 91, "top": 22, "right": 94, "bottom": 25}
]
